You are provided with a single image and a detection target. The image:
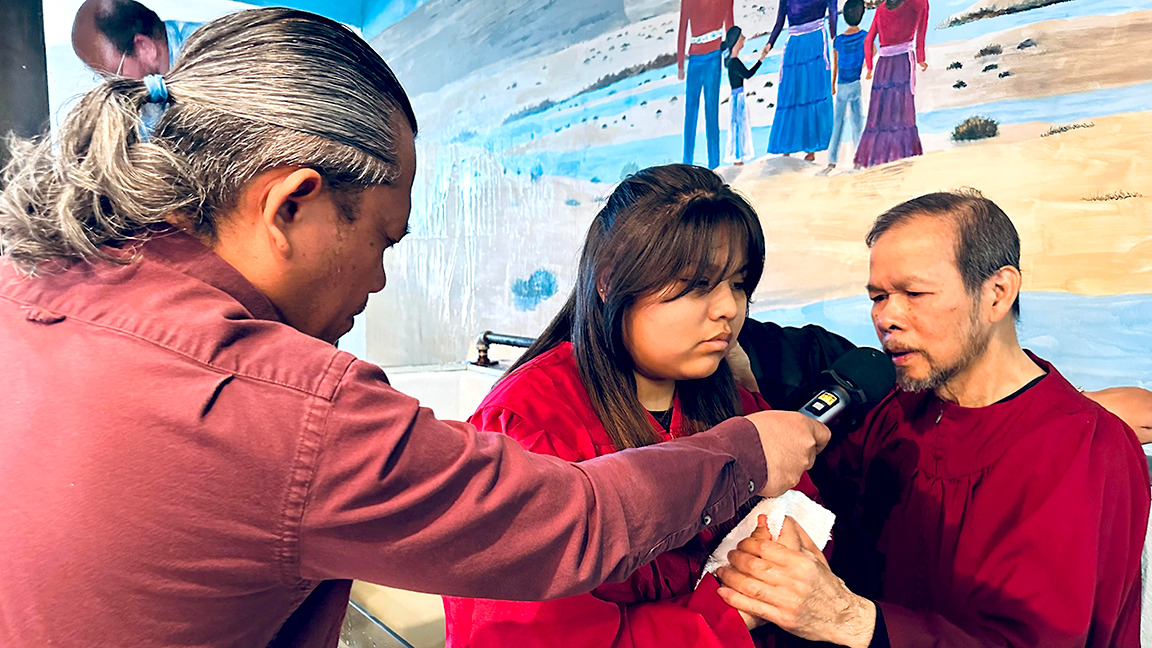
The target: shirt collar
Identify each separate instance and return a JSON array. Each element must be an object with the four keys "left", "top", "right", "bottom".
[{"left": 140, "top": 229, "right": 285, "bottom": 324}]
